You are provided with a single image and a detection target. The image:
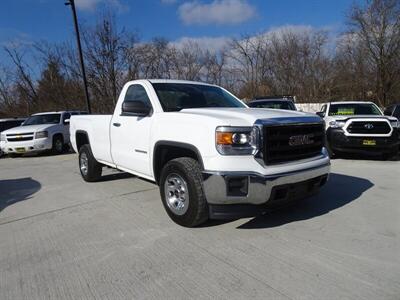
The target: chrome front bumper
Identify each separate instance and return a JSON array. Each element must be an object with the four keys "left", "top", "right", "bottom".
[
  {"left": 202, "top": 163, "right": 330, "bottom": 206},
  {"left": 0, "top": 139, "right": 52, "bottom": 154}
]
